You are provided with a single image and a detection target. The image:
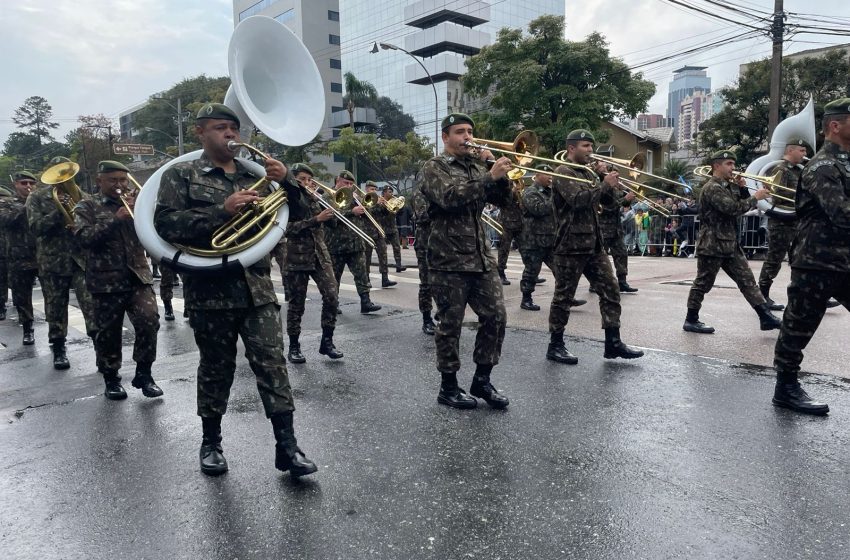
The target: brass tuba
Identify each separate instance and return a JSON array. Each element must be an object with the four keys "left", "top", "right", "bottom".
[{"left": 41, "top": 161, "right": 83, "bottom": 228}]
